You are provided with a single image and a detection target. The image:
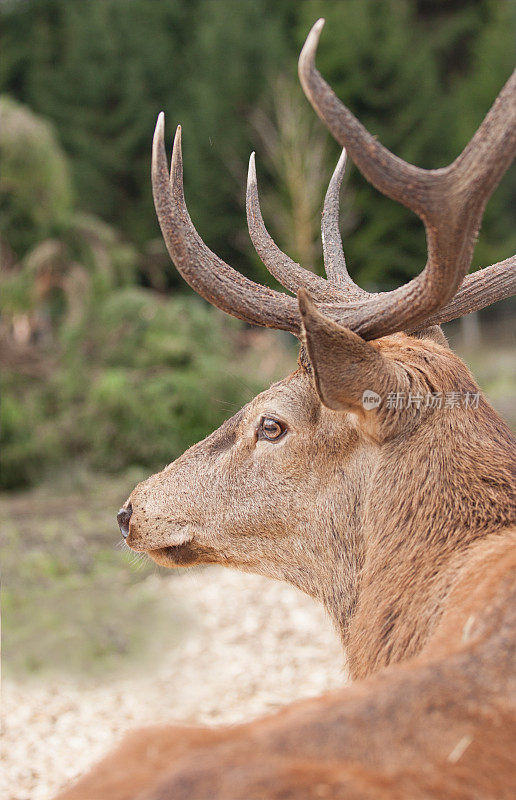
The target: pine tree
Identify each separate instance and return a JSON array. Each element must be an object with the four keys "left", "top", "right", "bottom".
[{"left": 0, "top": 0, "right": 290, "bottom": 278}]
